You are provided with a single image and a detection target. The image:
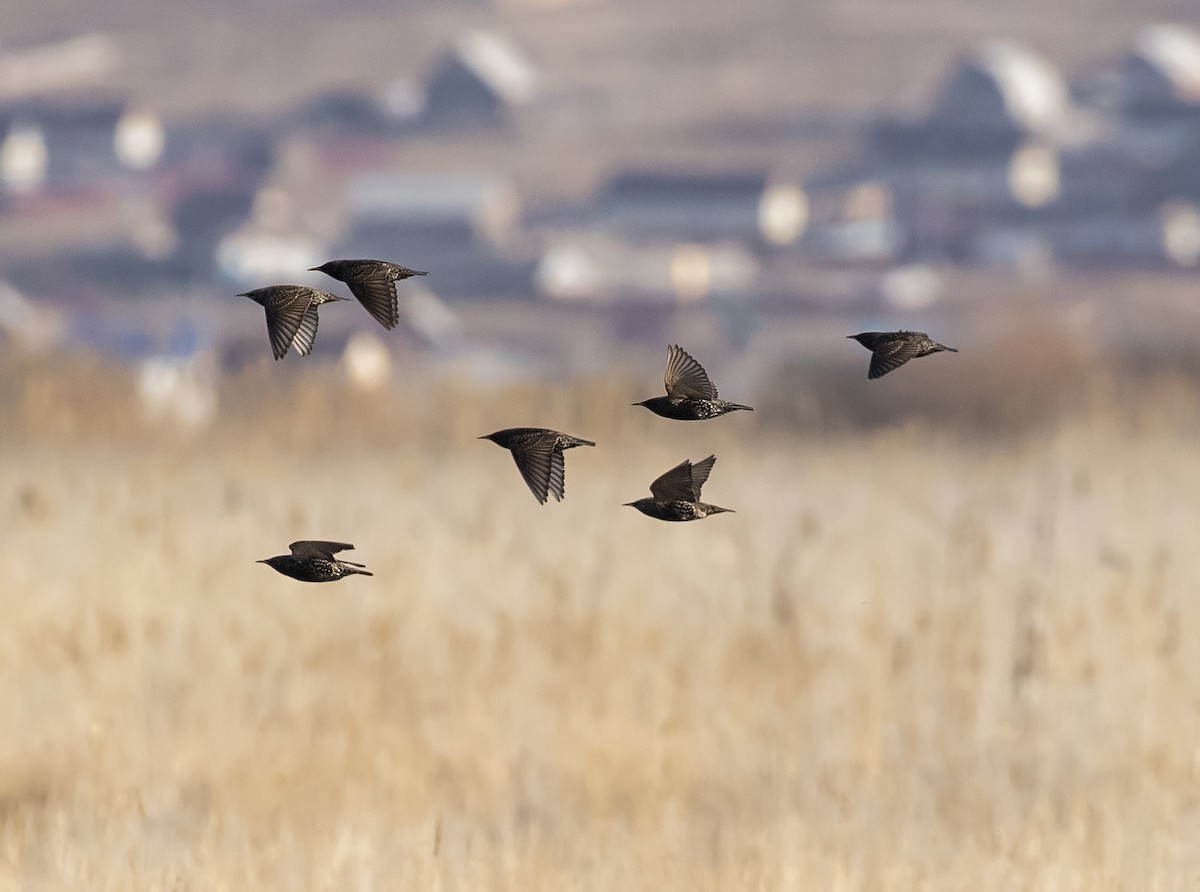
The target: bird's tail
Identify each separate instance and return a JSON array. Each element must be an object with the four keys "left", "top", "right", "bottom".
[
  {"left": 568, "top": 437, "right": 597, "bottom": 447},
  {"left": 340, "top": 563, "right": 374, "bottom": 577},
  {"left": 706, "top": 504, "right": 736, "bottom": 515},
  {"left": 725, "top": 403, "right": 754, "bottom": 412},
  {"left": 936, "top": 343, "right": 959, "bottom": 353}
]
